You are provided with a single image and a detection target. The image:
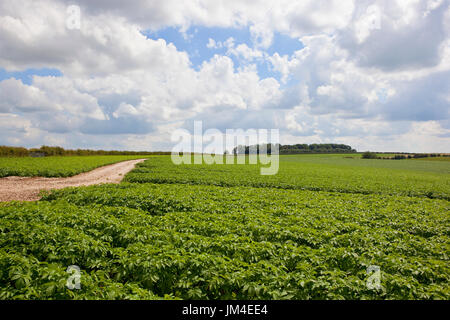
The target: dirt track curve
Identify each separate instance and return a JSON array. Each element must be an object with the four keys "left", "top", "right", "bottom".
[{"left": 0, "top": 159, "right": 146, "bottom": 202}]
